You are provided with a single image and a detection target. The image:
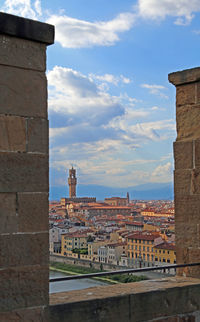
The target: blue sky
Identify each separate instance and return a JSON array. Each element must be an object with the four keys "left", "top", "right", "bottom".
[{"left": 2, "top": 0, "right": 200, "bottom": 188}]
